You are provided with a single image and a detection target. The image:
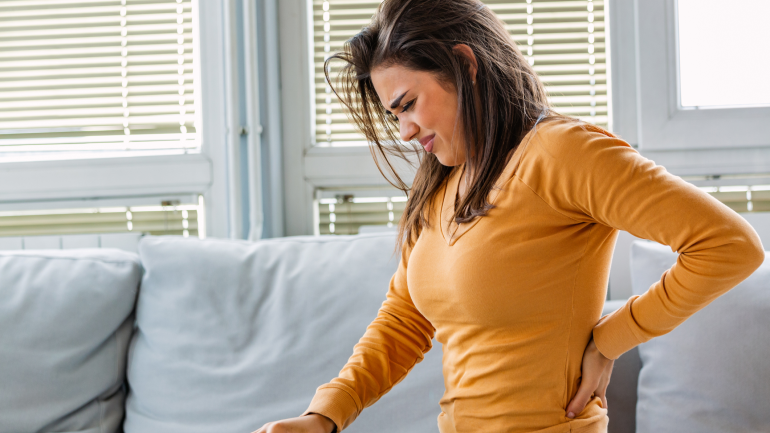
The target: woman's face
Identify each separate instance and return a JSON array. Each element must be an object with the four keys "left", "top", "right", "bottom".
[{"left": 370, "top": 64, "right": 466, "bottom": 166}]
